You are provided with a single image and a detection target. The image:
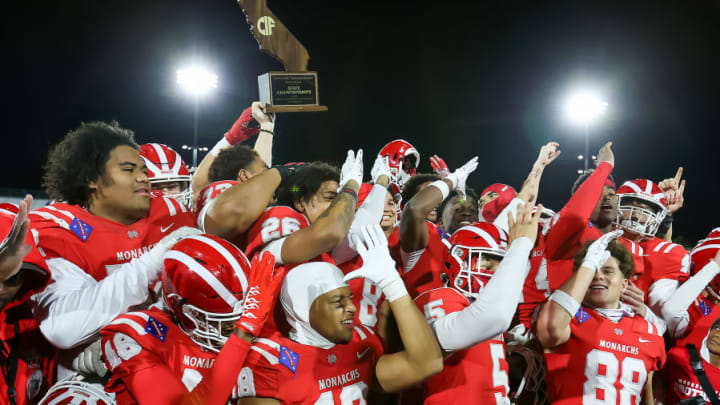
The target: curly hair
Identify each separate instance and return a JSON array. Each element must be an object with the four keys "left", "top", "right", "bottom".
[
  {"left": 275, "top": 162, "right": 340, "bottom": 207},
  {"left": 437, "top": 187, "right": 479, "bottom": 220},
  {"left": 208, "top": 144, "right": 259, "bottom": 182},
  {"left": 572, "top": 239, "right": 635, "bottom": 279},
  {"left": 401, "top": 173, "right": 441, "bottom": 205},
  {"left": 43, "top": 121, "right": 138, "bottom": 206}
]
